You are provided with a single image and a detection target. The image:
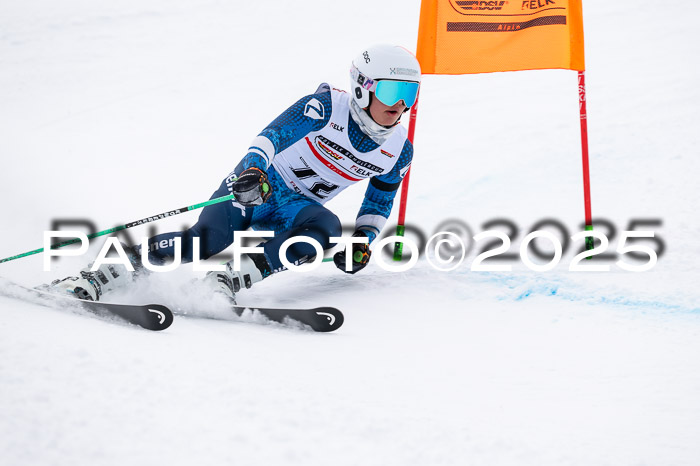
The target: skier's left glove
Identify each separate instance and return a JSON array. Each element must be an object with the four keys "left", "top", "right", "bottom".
[
  {"left": 333, "top": 230, "right": 371, "bottom": 274},
  {"left": 232, "top": 168, "right": 272, "bottom": 207}
]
